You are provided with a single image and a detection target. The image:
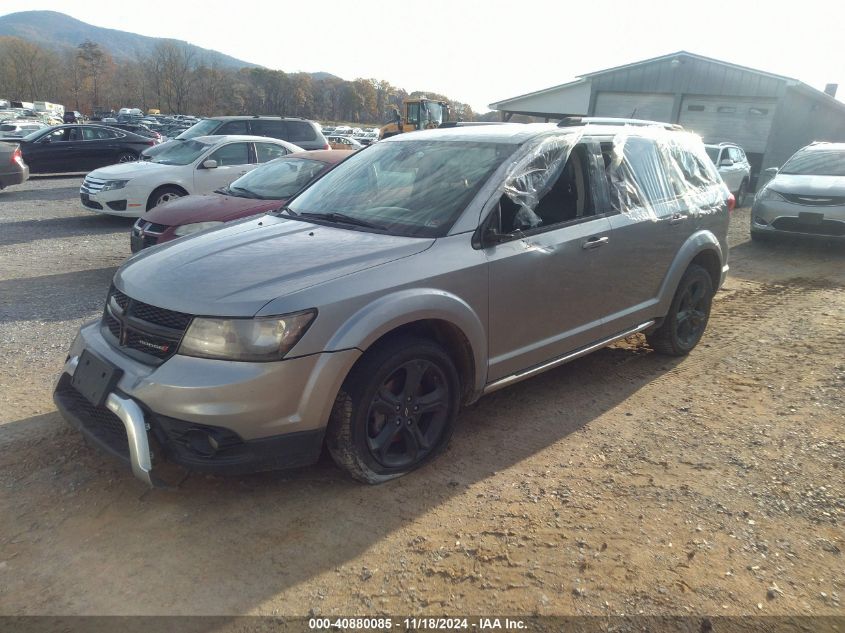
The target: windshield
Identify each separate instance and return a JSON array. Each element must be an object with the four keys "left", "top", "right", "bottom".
[
  {"left": 175, "top": 119, "right": 218, "bottom": 140},
  {"left": 150, "top": 139, "right": 212, "bottom": 165},
  {"left": 779, "top": 149, "right": 845, "bottom": 176},
  {"left": 287, "top": 139, "right": 516, "bottom": 237},
  {"left": 229, "top": 158, "right": 328, "bottom": 199},
  {"left": 705, "top": 147, "right": 719, "bottom": 164}
]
